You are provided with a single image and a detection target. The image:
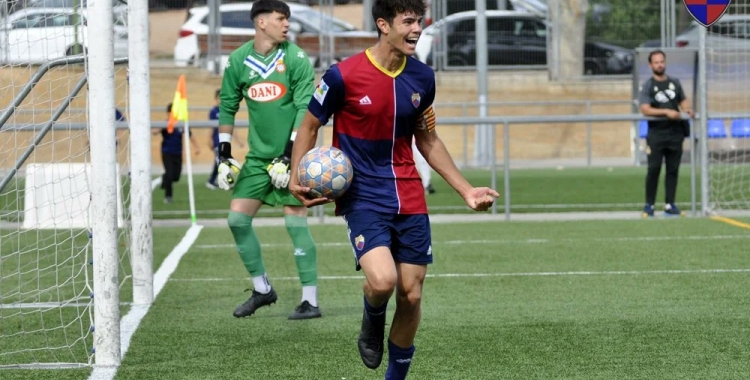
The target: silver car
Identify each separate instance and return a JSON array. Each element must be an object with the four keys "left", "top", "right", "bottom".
[{"left": 675, "top": 14, "right": 750, "bottom": 49}]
